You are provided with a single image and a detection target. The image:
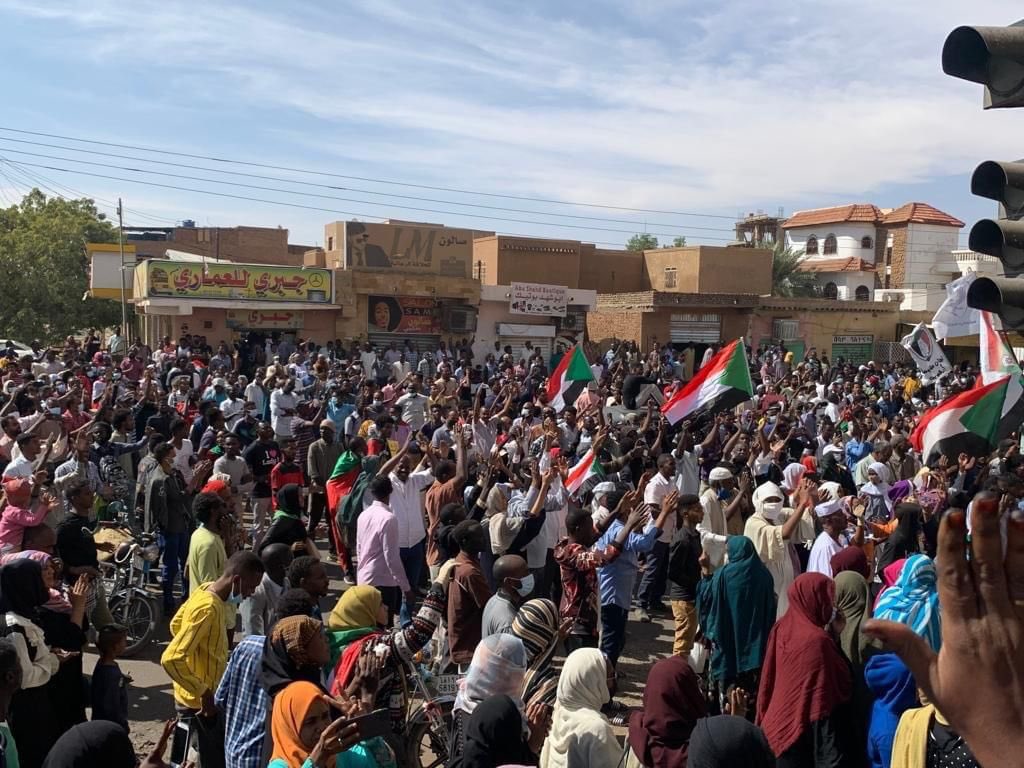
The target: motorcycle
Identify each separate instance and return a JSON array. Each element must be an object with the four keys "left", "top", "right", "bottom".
[{"left": 99, "top": 531, "right": 161, "bottom": 657}]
